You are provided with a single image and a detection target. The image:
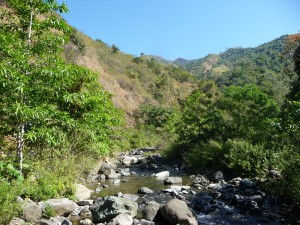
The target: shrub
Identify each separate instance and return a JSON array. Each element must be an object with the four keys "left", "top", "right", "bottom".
[
  {"left": 225, "top": 139, "right": 268, "bottom": 176},
  {"left": 0, "top": 180, "right": 22, "bottom": 224}
]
